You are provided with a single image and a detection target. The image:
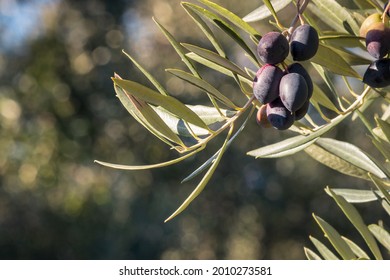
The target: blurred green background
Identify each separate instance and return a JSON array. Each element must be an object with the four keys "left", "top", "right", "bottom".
[{"left": 0, "top": 0, "right": 387, "bottom": 259}]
